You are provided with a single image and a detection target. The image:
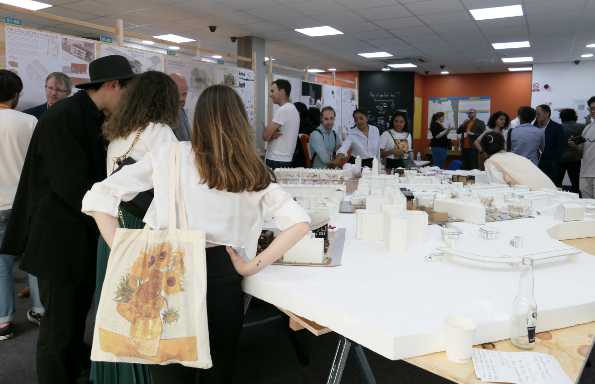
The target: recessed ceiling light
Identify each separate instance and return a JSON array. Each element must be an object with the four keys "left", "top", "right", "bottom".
[
  {"left": 492, "top": 41, "right": 531, "bottom": 50},
  {"left": 508, "top": 67, "right": 532, "bottom": 72},
  {"left": 328, "top": 68, "right": 337, "bottom": 72},
  {"left": 441, "top": 70, "right": 450, "bottom": 75},
  {"left": 581, "top": 53, "right": 594, "bottom": 58},
  {"left": 0, "top": 0, "right": 51, "bottom": 10},
  {"left": 307, "top": 68, "right": 324, "bottom": 73},
  {"left": 501, "top": 56, "right": 533, "bottom": 63},
  {"left": 264, "top": 57, "right": 276, "bottom": 62},
  {"left": 201, "top": 57, "right": 217, "bottom": 63},
  {"left": 294, "top": 26, "right": 343, "bottom": 37},
  {"left": 388, "top": 63, "right": 417, "bottom": 68},
  {"left": 168, "top": 46, "right": 180, "bottom": 51},
  {"left": 586, "top": 43, "right": 595, "bottom": 48},
  {"left": 358, "top": 52, "right": 393, "bottom": 59},
  {"left": 211, "top": 55, "right": 223, "bottom": 59},
  {"left": 141, "top": 40, "right": 155, "bottom": 45},
  {"left": 470, "top": 4, "right": 523, "bottom": 21},
  {"left": 382, "top": 67, "right": 390, "bottom": 71},
  {"left": 154, "top": 34, "right": 196, "bottom": 43}
]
